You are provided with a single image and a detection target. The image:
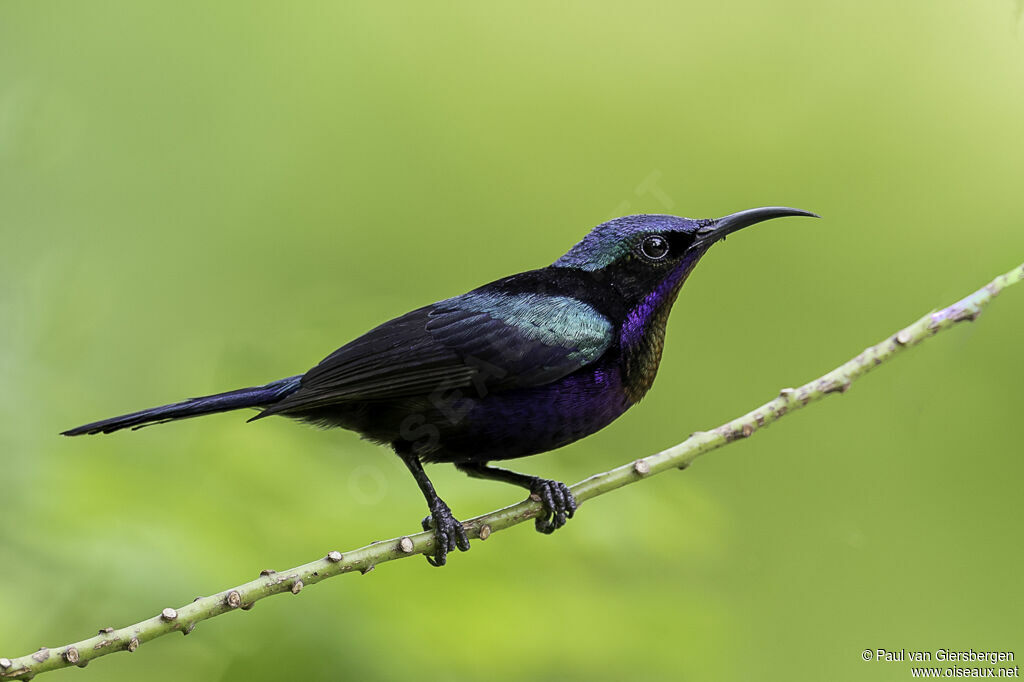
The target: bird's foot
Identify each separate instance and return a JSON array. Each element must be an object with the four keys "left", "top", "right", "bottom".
[
  {"left": 420, "top": 501, "right": 470, "bottom": 567},
  {"left": 529, "top": 478, "right": 577, "bottom": 535}
]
